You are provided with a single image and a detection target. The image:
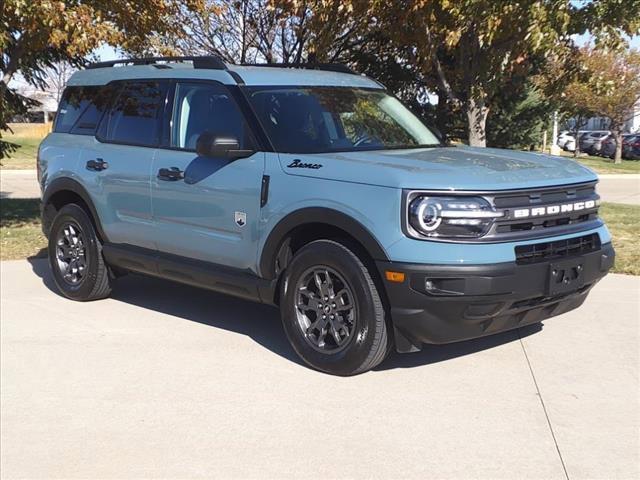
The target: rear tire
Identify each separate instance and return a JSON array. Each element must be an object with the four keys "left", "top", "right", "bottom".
[
  {"left": 48, "top": 204, "right": 112, "bottom": 301},
  {"left": 280, "top": 240, "right": 390, "bottom": 376}
]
